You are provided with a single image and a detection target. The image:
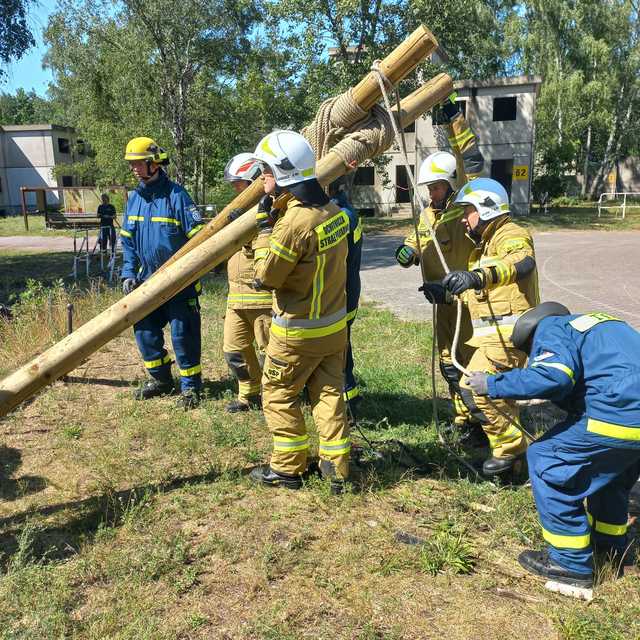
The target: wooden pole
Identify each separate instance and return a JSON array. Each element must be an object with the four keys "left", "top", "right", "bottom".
[
  {"left": 0, "top": 75, "right": 450, "bottom": 419},
  {"left": 21, "top": 188, "right": 28, "bottom": 231},
  {"left": 156, "top": 27, "right": 439, "bottom": 271},
  {"left": 160, "top": 72, "right": 453, "bottom": 271}
]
